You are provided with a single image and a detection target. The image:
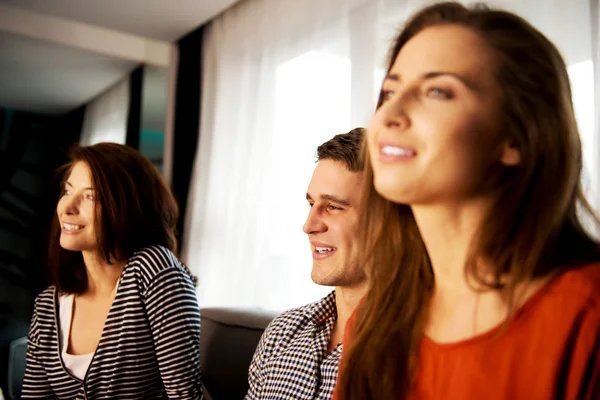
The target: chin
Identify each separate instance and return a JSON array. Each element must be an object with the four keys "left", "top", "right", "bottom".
[
  {"left": 311, "top": 277, "right": 338, "bottom": 287},
  {"left": 373, "top": 176, "right": 413, "bottom": 204},
  {"left": 59, "top": 243, "right": 83, "bottom": 252},
  {"left": 311, "top": 267, "right": 339, "bottom": 287},
  {"left": 59, "top": 238, "right": 91, "bottom": 252}
]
